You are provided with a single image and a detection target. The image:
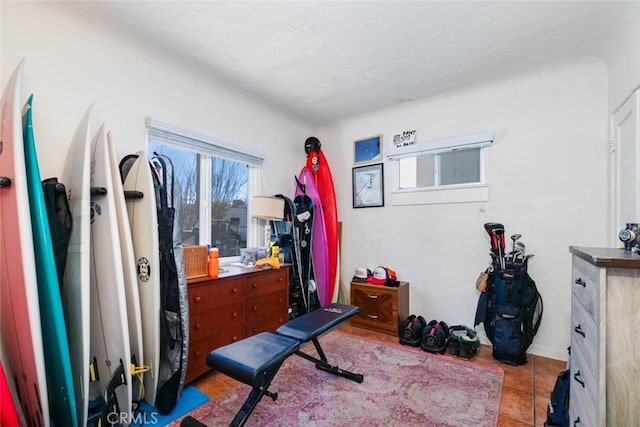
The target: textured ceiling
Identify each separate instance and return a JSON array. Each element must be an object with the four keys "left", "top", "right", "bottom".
[{"left": 60, "top": 1, "right": 637, "bottom": 125}]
